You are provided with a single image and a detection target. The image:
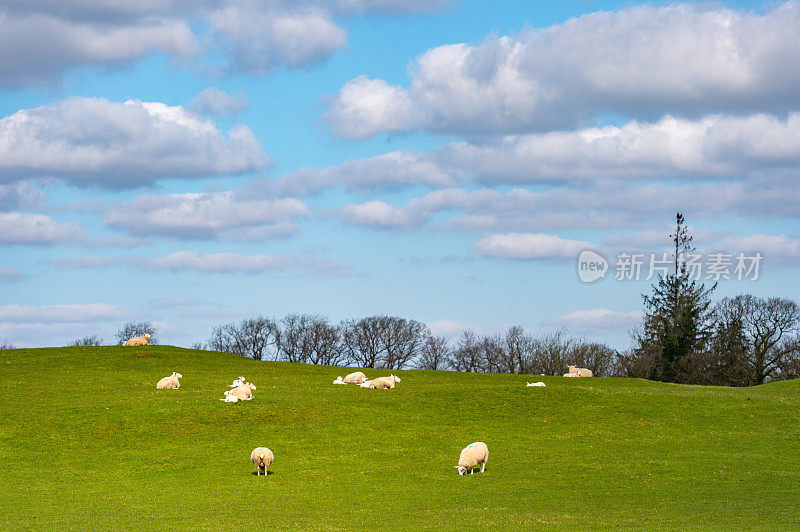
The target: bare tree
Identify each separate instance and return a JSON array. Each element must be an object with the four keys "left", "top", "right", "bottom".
[
  {"left": 0, "top": 340, "right": 15, "bottom": 350},
  {"left": 190, "top": 342, "right": 207, "bottom": 350},
  {"left": 566, "top": 340, "right": 616, "bottom": 378},
  {"left": 416, "top": 334, "right": 450, "bottom": 370},
  {"left": 530, "top": 329, "right": 574, "bottom": 376},
  {"left": 377, "top": 316, "right": 426, "bottom": 370},
  {"left": 116, "top": 322, "right": 157, "bottom": 345},
  {"left": 67, "top": 335, "right": 103, "bottom": 347},
  {"left": 480, "top": 335, "right": 504, "bottom": 373},
  {"left": 342, "top": 317, "right": 384, "bottom": 368},
  {"left": 277, "top": 314, "right": 344, "bottom": 366},
  {"left": 499, "top": 326, "right": 534, "bottom": 374},
  {"left": 449, "top": 329, "right": 485, "bottom": 372},
  {"left": 208, "top": 316, "right": 277, "bottom": 360}
]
